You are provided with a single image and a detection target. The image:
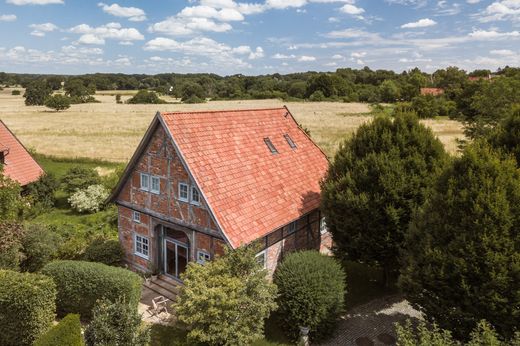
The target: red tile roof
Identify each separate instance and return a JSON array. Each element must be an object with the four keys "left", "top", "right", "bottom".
[
  {"left": 161, "top": 107, "right": 329, "bottom": 248},
  {"left": 0, "top": 120, "right": 44, "bottom": 186},
  {"left": 420, "top": 87, "right": 444, "bottom": 96}
]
